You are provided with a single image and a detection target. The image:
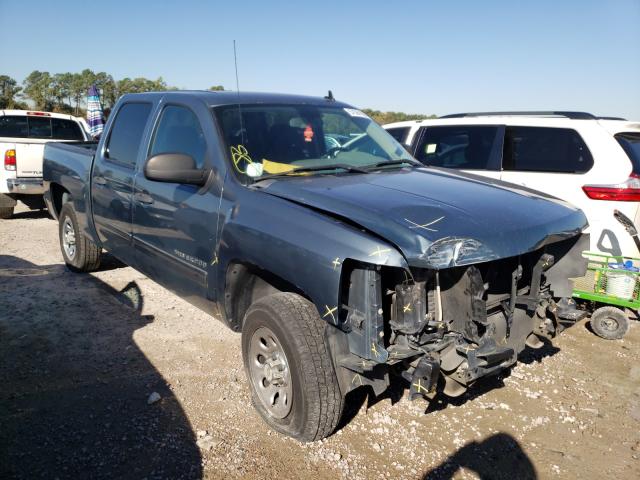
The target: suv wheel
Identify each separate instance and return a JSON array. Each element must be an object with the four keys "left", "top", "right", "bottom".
[
  {"left": 59, "top": 203, "right": 102, "bottom": 272},
  {"left": 241, "top": 292, "right": 343, "bottom": 441}
]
